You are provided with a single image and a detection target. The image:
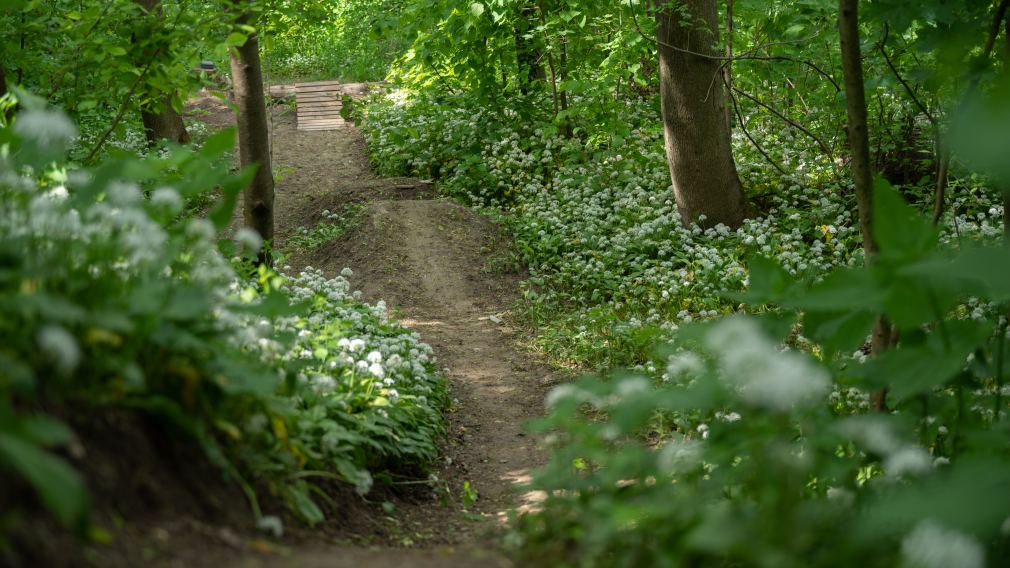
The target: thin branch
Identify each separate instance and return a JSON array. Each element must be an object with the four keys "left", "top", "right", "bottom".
[
  {"left": 878, "top": 24, "right": 936, "bottom": 125},
  {"left": 631, "top": 7, "right": 841, "bottom": 91},
  {"left": 726, "top": 76, "right": 787, "bottom": 176},
  {"left": 732, "top": 85, "right": 833, "bottom": 158},
  {"left": 82, "top": 59, "right": 157, "bottom": 162}
]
